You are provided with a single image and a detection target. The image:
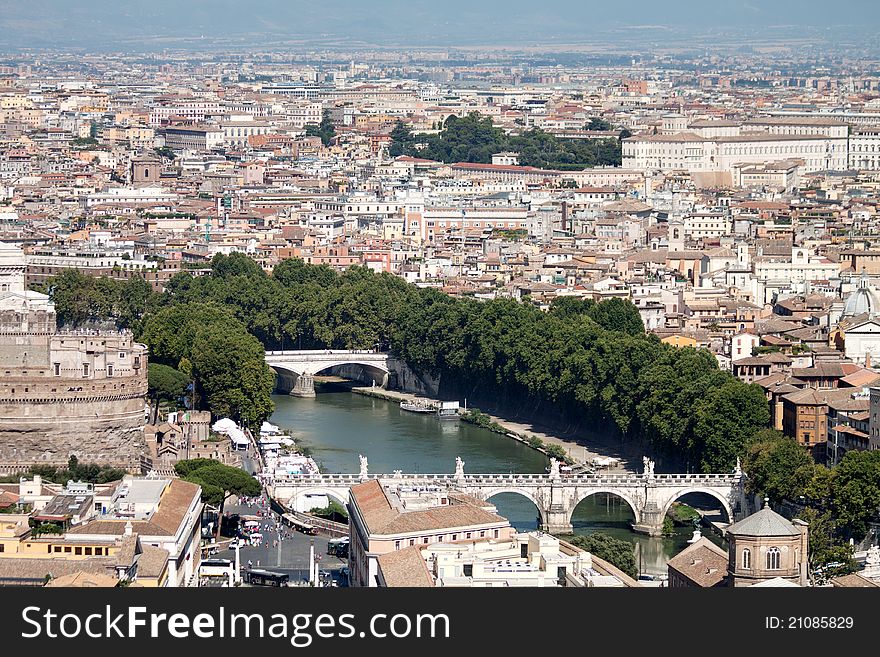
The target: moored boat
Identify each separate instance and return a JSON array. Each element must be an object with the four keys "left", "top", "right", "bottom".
[{"left": 400, "top": 399, "right": 436, "bottom": 413}]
